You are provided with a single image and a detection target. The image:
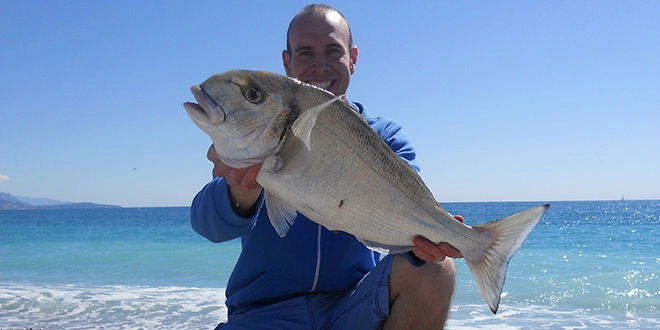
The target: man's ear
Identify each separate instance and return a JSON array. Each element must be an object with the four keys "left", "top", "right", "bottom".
[
  {"left": 282, "top": 50, "right": 292, "bottom": 76},
  {"left": 350, "top": 46, "right": 358, "bottom": 74}
]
